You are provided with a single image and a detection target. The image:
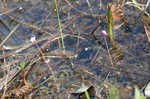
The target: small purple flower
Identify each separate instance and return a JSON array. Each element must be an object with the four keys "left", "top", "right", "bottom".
[
  {"left": 101, "top": 30, "right": 108, "bottom": 36},
  {"left": 30, "top": 36, "right": 36, "bottom": 43},
  {"left": 45, "top": 59, "right": 50, "bottom": 64}
]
